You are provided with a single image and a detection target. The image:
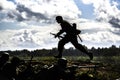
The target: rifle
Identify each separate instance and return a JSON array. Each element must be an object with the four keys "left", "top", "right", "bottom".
[
  {"left": 50, "top": 32, "right": 82, "bottom": 42},
  {"left": 77, "top": 35, "right": 83, "bottom": 42},
  {"left": 50, "top": 32, "right": 64, "bottom": 39}
]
